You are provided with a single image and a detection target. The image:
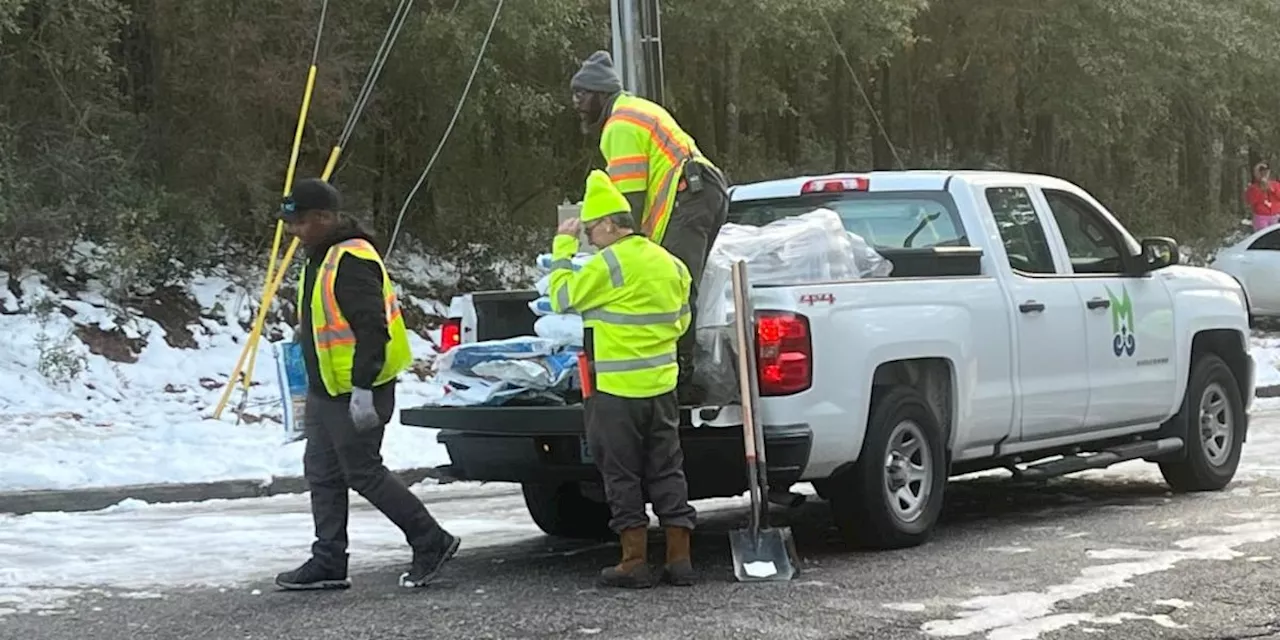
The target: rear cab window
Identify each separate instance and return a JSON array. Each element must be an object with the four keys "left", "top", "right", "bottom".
[{"left": 728, "top": 191, "right": 970, "bottom": 250}]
